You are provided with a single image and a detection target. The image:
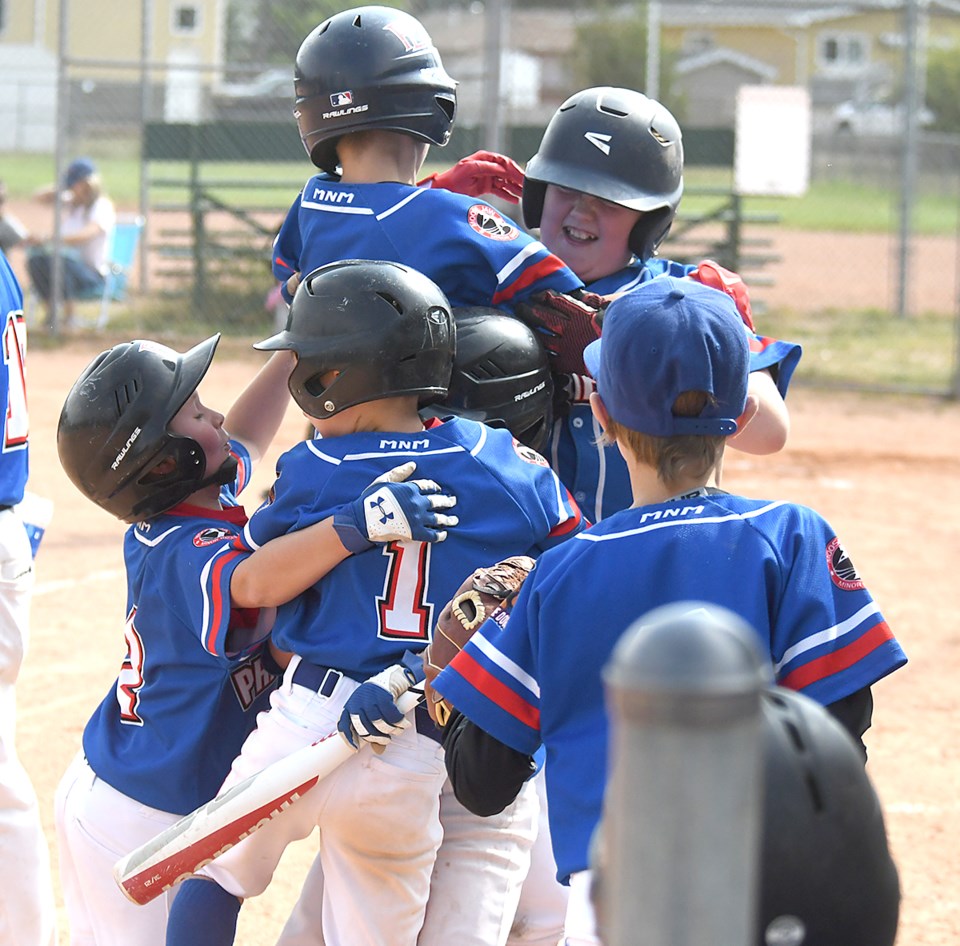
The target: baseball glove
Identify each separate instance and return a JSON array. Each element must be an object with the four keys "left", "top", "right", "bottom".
[
  {"left": 513, "top": 289, "right": 609, "bottom": 375},
  {"left": 423, "top": 556, "right": 535, "bottom": 727}
]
